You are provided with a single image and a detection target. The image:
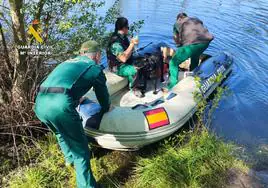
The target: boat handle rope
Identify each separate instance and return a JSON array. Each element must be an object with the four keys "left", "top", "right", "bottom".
[
  {"left": 131, "top": 104, "right": 149, "bottom": 110},
  {"left": 151, "top": 99, "right": 165, "bottom": 107},
  {"left": 131, "top": 92, "right": 178, "bottom": 110}
]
